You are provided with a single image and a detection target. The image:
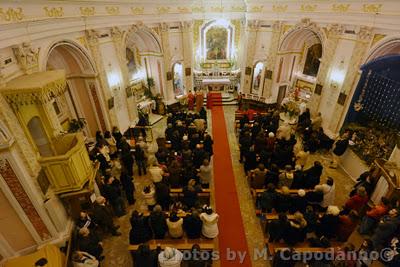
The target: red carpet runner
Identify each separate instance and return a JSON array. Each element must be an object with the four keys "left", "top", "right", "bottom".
[{"left": 211, "top": 93, "right": 251, "bottom": 266}]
